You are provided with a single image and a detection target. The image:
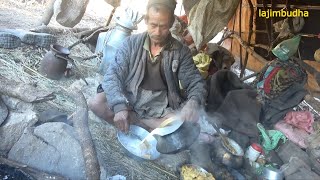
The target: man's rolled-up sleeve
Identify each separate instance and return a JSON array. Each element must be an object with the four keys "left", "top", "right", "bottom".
[
  {"left": 102, "top": 39, "right": 131, "bottom": 113},
  {"left": 178, "top": 46, "right": 208, "bottom": 105}
]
